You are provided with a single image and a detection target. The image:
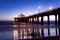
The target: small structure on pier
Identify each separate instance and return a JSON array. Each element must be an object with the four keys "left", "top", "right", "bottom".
[
  {"left": 14, "top": 14, "right": 26, "bottom": 22},
  {"left": 18, "top": 14, "right": 26, "bottom": 18}
]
